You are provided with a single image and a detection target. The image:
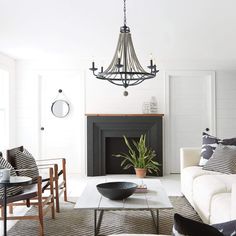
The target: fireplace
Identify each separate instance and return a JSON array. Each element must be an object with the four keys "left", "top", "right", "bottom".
[
  {"left": 105, "top": 137, "right": 139, "bottom": 175},
  {"left": 86, "top": 114, "right": 164, "bottom": 176}
]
